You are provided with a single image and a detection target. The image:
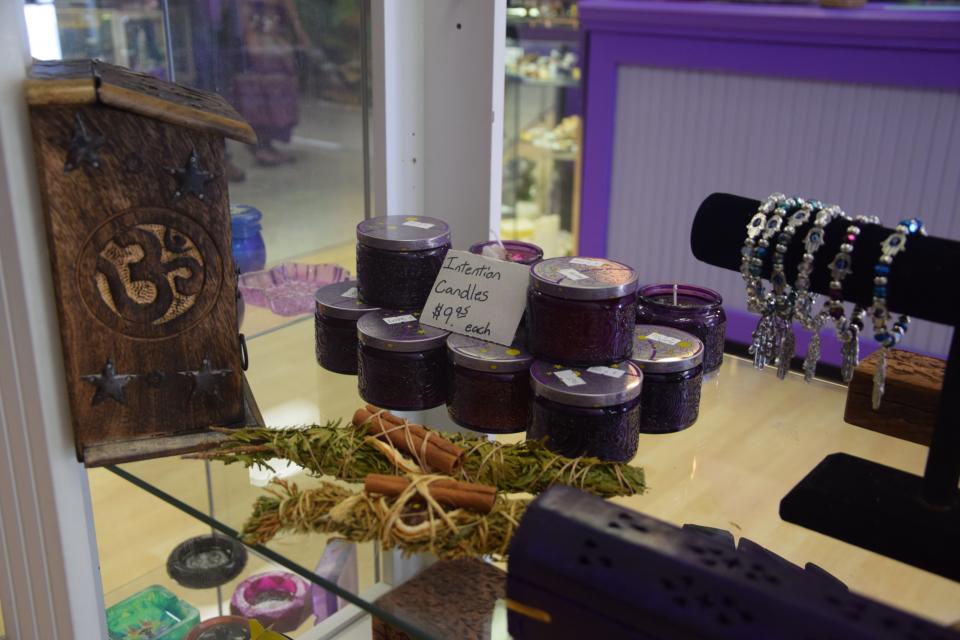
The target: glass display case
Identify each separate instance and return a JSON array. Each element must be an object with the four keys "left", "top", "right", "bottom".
[
  {"left": 502, "top": 2, "right": 581, "bottom": 258},
  {"left": 100, "top": 316, "right": 960, "bottom": 639}
]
